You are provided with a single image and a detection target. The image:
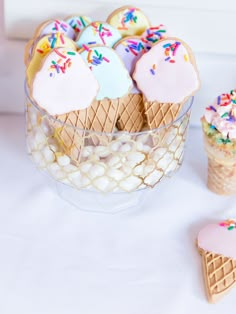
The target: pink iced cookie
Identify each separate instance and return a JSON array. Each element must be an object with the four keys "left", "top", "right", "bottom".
[
  {"left": 31, "top": 48, "right": 99, "bottom": 115},
  {"left": 198, "top": 220, "right": 236, "bottom": 259},
  {"left": 133, "top": 37, "right": 200, "bottom": 103},
  {"left": 197, "top": 219, "right": 236, "bottom": 303}
]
